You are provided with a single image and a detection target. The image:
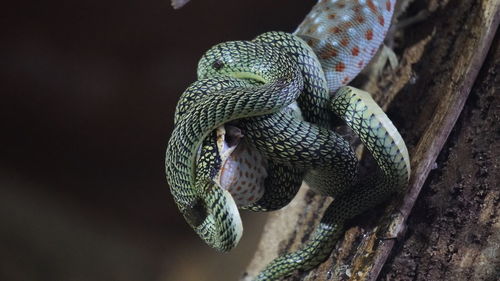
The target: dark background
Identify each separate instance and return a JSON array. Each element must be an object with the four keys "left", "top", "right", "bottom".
[{"left": 0, "top": 1, "right": 315, "bottom": 280}]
